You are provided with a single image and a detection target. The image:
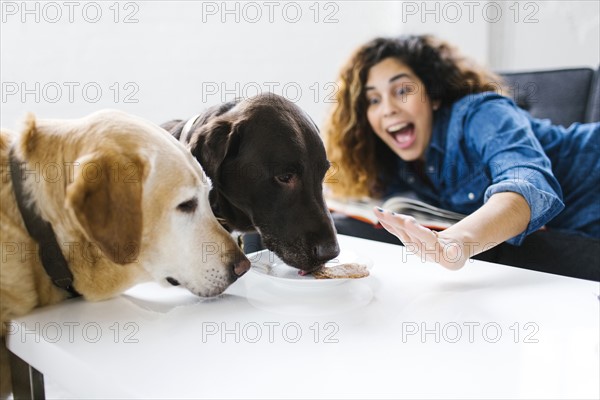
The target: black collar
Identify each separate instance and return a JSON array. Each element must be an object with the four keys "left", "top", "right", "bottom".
[{"left": 9, "top": 148, "right": 81, "bottom": 298}]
